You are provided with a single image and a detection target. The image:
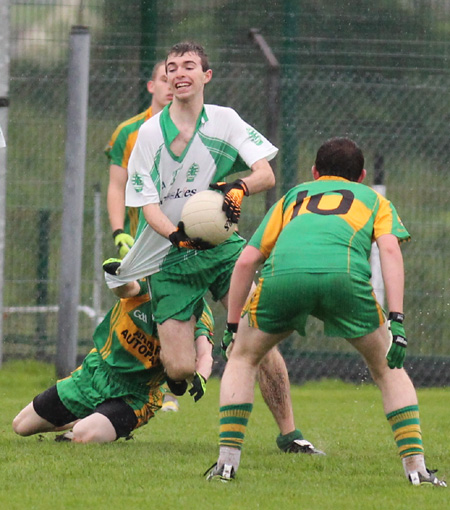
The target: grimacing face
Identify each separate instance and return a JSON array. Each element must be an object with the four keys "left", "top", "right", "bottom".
[{"left": 165, "top": 52, "right": 212, "bottom": 101}]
